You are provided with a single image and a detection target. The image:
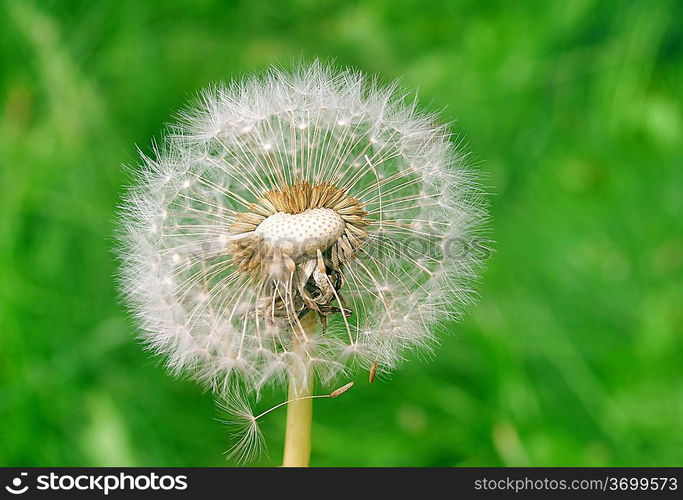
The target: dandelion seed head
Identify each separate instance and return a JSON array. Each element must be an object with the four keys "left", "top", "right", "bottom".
[{"left": 117, "top": 61, "right": 486, "bottom": 402}]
